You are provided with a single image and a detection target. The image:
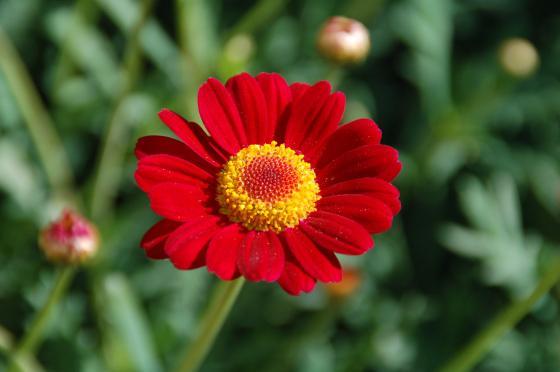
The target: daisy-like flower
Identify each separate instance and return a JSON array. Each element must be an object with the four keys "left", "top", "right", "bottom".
[{"left": 135, "top": 72, "right": 401, "bottom": 295}]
